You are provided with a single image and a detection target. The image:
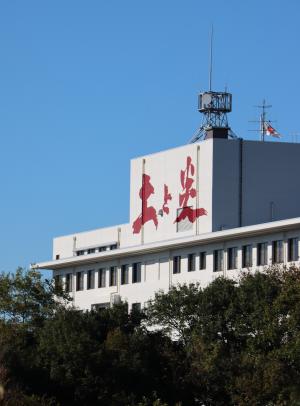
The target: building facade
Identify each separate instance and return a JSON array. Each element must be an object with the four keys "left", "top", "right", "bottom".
[{"left": 33, "top": 137, "right": 300, "bottom": 311}]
